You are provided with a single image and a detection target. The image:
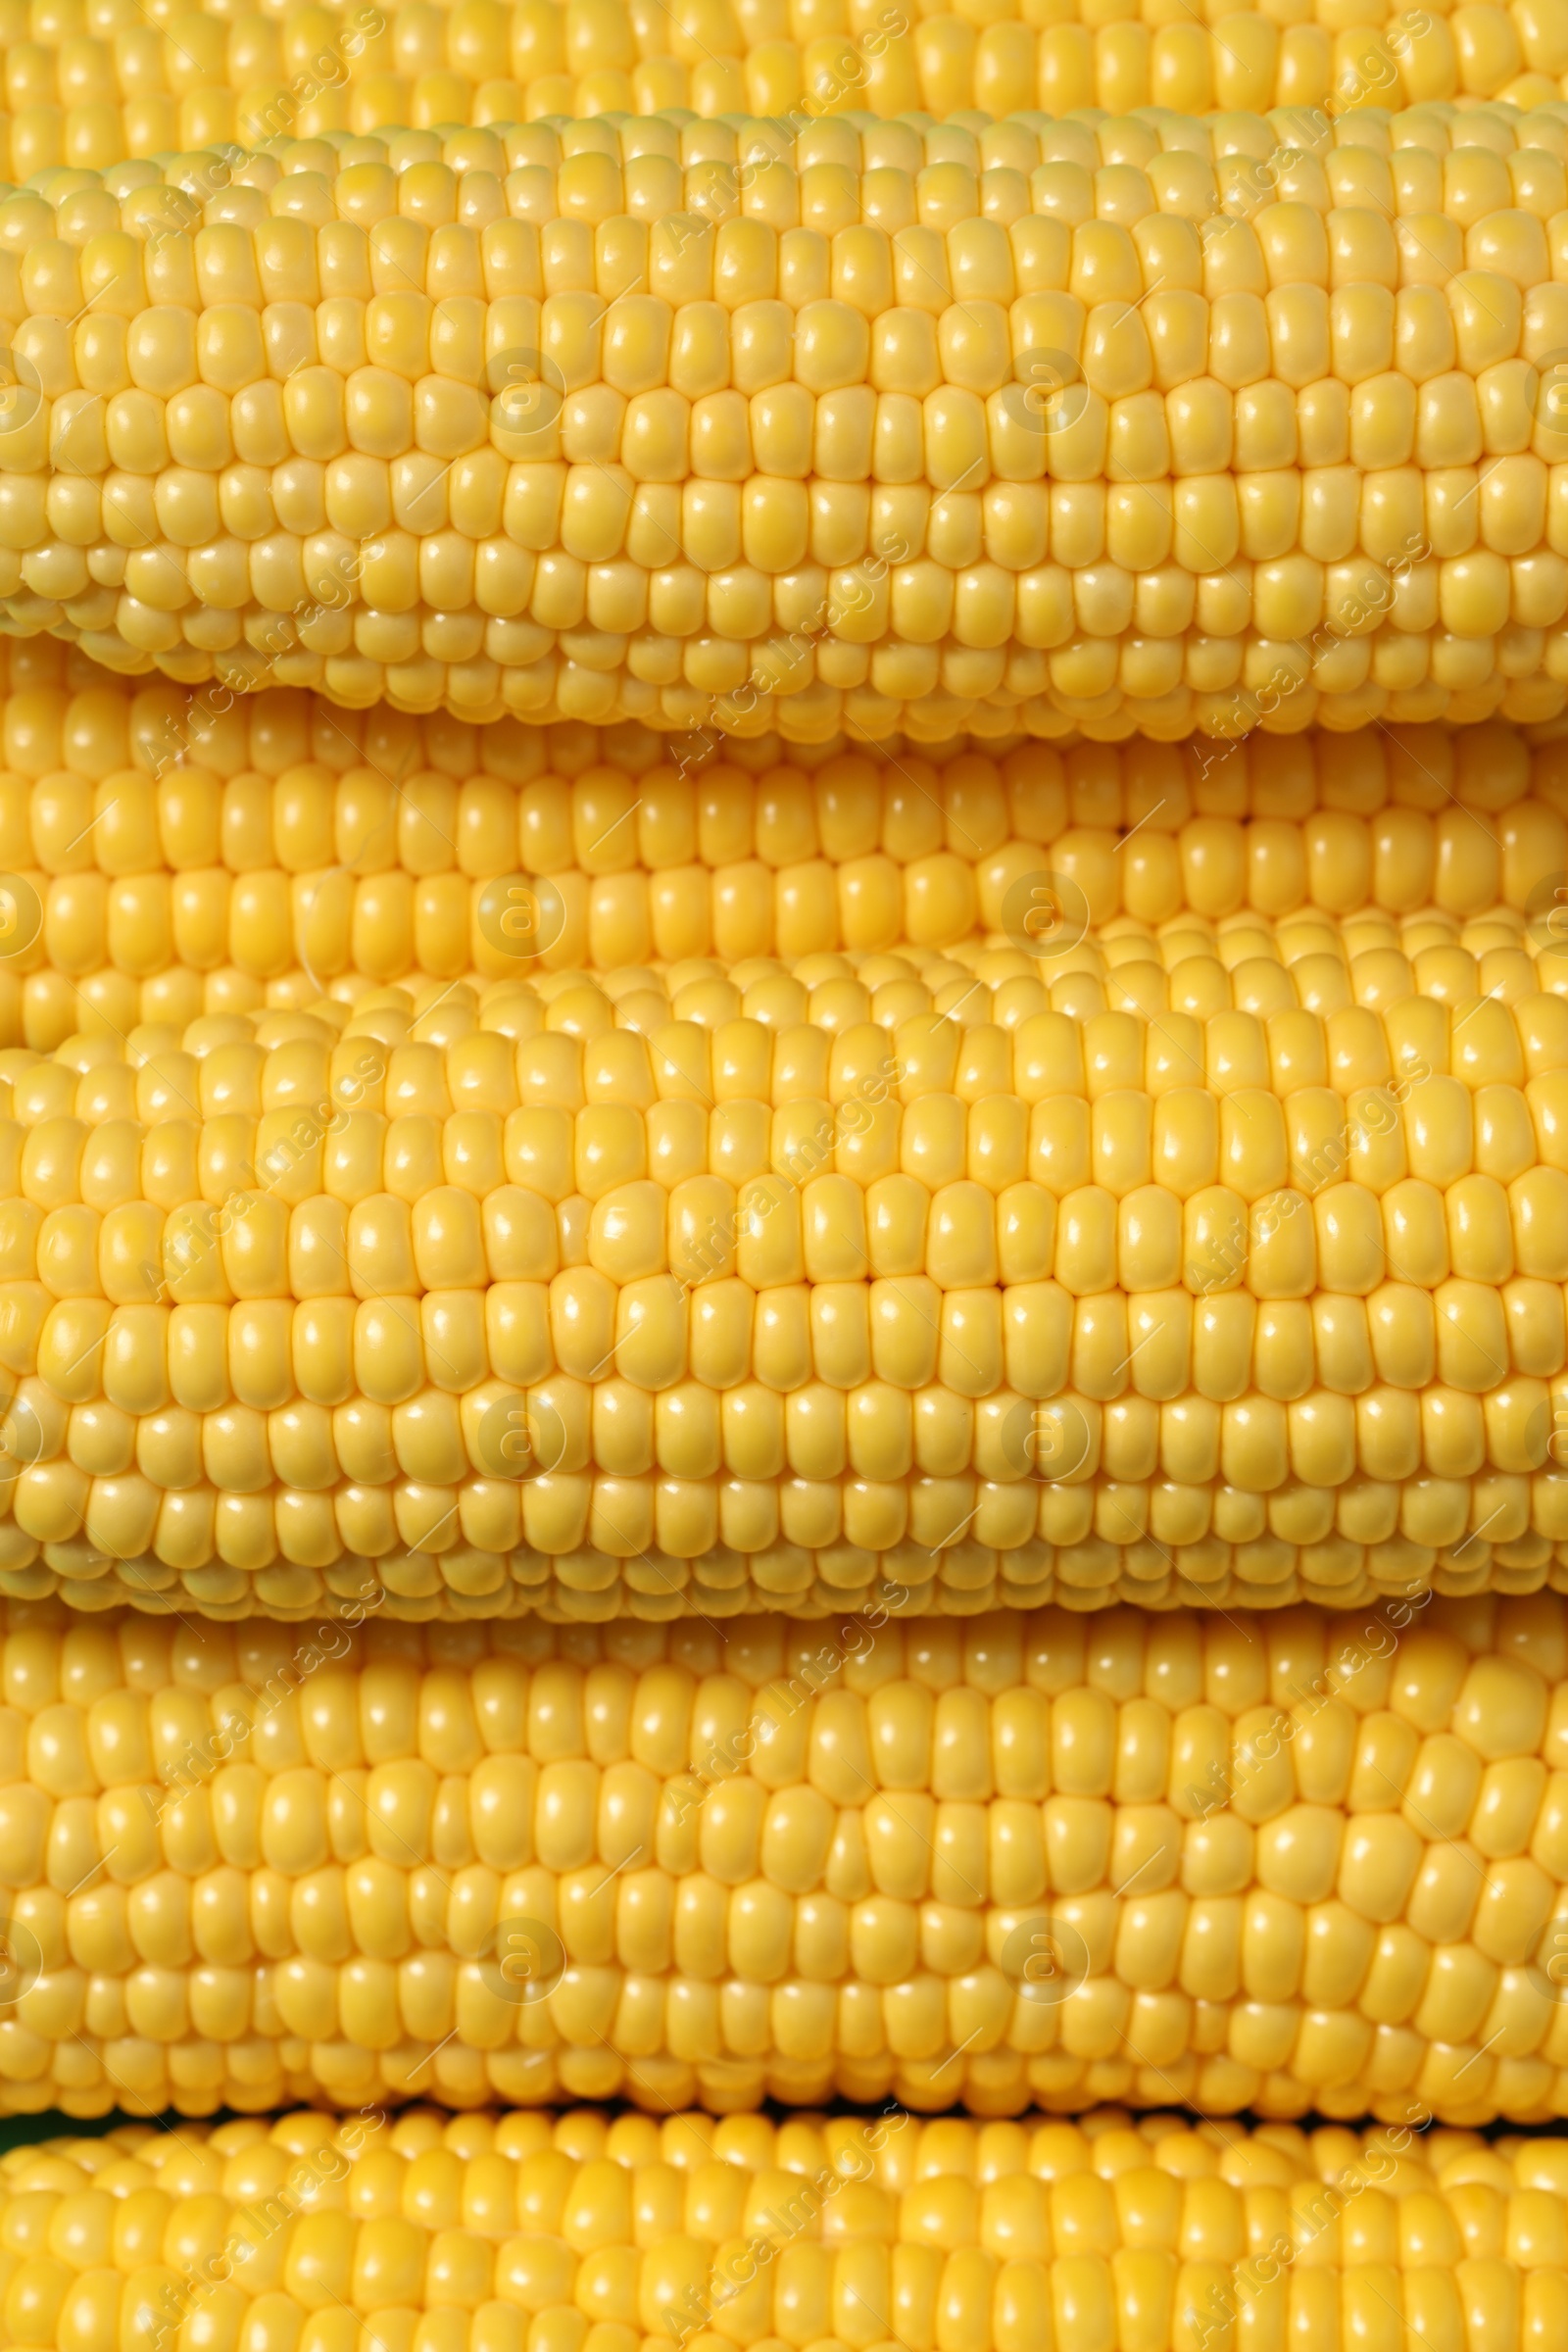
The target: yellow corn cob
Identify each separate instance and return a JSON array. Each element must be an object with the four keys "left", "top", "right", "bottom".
[
  {"left": 3, "top": 738, "right": 1566, "bottom": 1016},
  {"left": 3, "top": 653, "right": 1568, "bottom": 968},
  {"left": 2, "top": 650, "right": 1566, "bottom": 1027},
  {"left": 7, "top": 109, "right": 1568, "bottom": 734},
  {"left": 8, "top": 651, "right": 1568, "bottom": 925},
  {"left": 0, "top": 0, "right": 1562, "bottom": 175},
  {"left": 0, "top": 969, "right": 1564, "bottom": 1618},
  {"left": 5, "top": 881, "right": 1565, "bottom": 1055},
  {"left": 5, "top": 2107, "right": 1568, "bottom": 2352},
  {"left": 10, "top": 2105, "right": 1568, "bottom": 2352},
  {"left": 0, "top": 1596, "right": 1566, "bottom": 2117}
]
